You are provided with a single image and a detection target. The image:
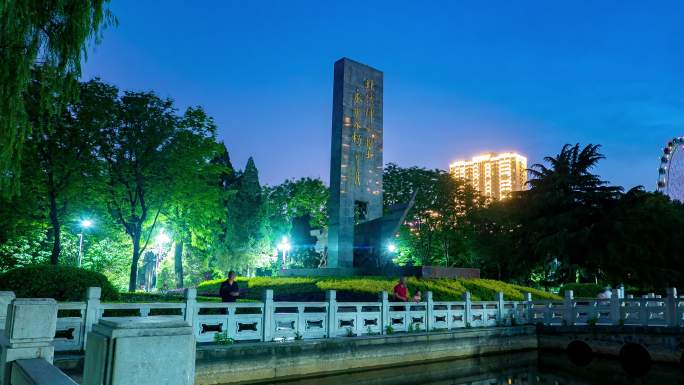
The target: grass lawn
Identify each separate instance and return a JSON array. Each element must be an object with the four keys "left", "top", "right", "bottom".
[{"left": 196, "top": 276, "right": 561, "bottom": 302}]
